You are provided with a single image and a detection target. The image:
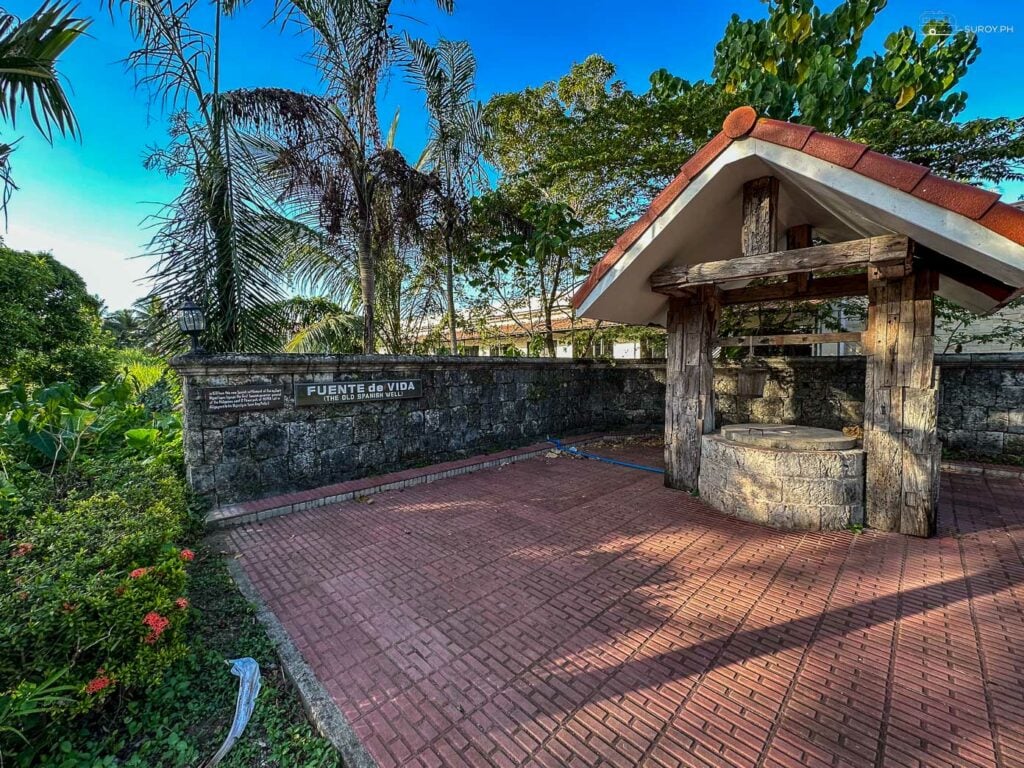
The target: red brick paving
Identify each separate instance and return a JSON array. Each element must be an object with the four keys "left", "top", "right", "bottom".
[{"left": 226, "top": 442, "right": 1024, "bottom": 767}]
